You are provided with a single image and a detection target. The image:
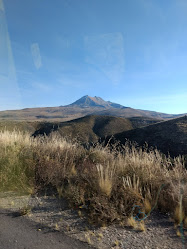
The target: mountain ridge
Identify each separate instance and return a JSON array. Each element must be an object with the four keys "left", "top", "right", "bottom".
[
  {"left": 0, "top": 95, "right": 186, "bottom": 121},
  {"left": 67, "top": 95, "right": 125, "bottom": 109}
]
